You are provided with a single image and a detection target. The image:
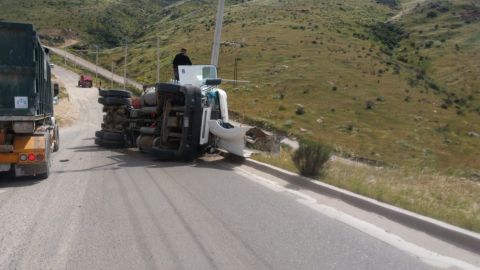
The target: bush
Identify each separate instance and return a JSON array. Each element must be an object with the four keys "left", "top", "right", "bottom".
[
  {"left": 426, "top": 11, "right": 438, "bottom": 18},
  {"left": 292, "top": 140, "right": 332, "bottom": 176},
  {"left": 366, "top": 100, "right": 375, "bottom": 110}
]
